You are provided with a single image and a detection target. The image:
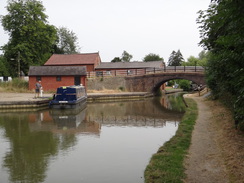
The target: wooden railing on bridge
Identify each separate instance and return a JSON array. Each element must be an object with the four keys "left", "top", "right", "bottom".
[{"left": 87, "top": 66, "right": 204, "bottom": 78}]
